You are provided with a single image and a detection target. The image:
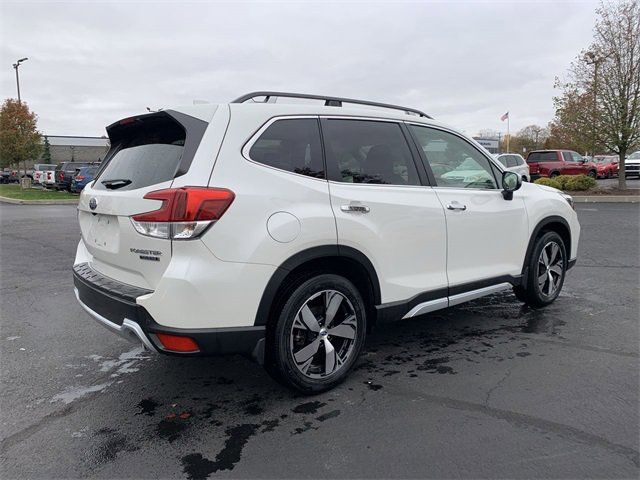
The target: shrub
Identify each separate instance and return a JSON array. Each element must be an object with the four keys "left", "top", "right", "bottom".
[
  {"left": 562, "top": 174, "right": 596, "bottom": 191},
  {"left": 534, "top": 177, "right": 562, "bottom": 189},
  {"left": 535, "top": 175, "right": 596, "bottom": 191}
]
